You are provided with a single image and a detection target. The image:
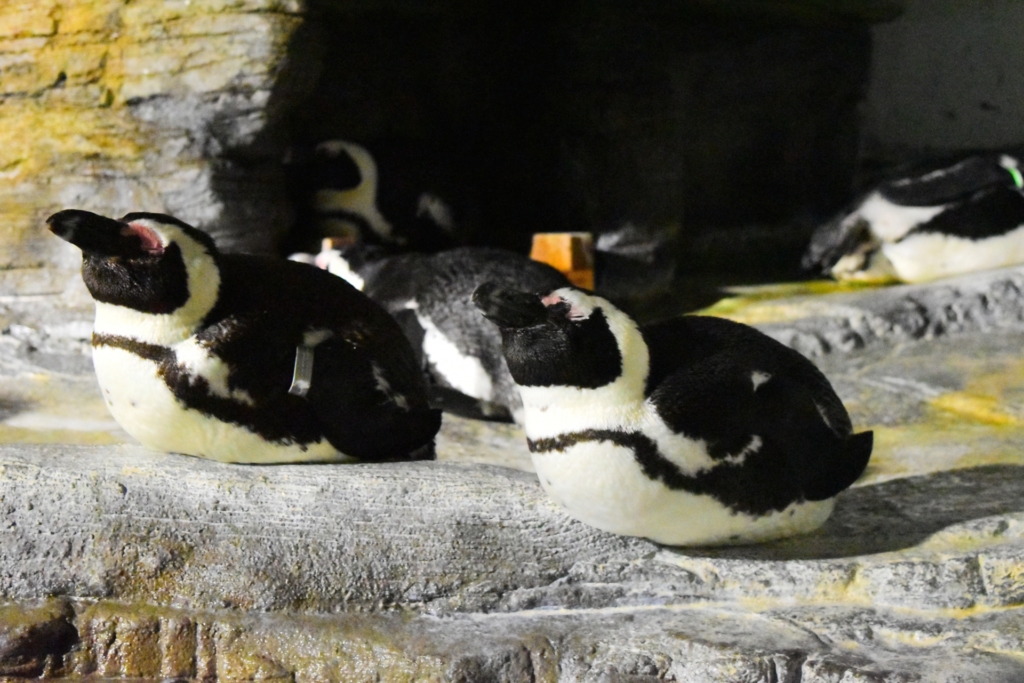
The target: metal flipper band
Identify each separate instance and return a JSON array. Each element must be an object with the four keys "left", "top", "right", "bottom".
[{"left": 289, "top": 345, "right": 315, "bottom": 397}]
